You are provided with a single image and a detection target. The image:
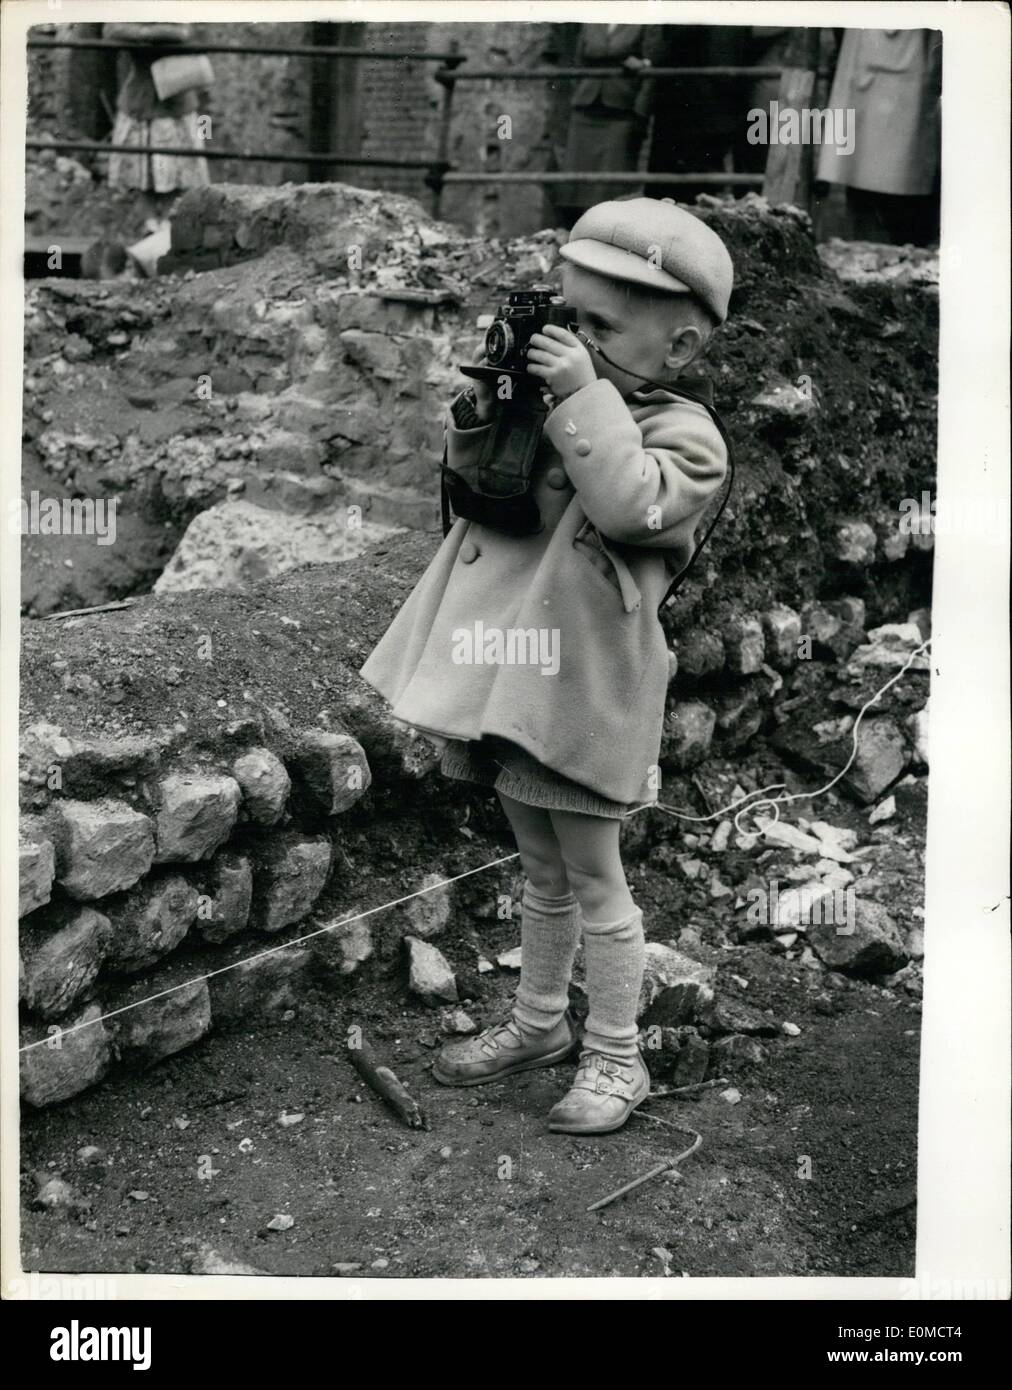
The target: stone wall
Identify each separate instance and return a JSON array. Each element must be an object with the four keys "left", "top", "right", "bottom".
[{"left": 18, "top": 558, "right": 443, "bottom": 1109}]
